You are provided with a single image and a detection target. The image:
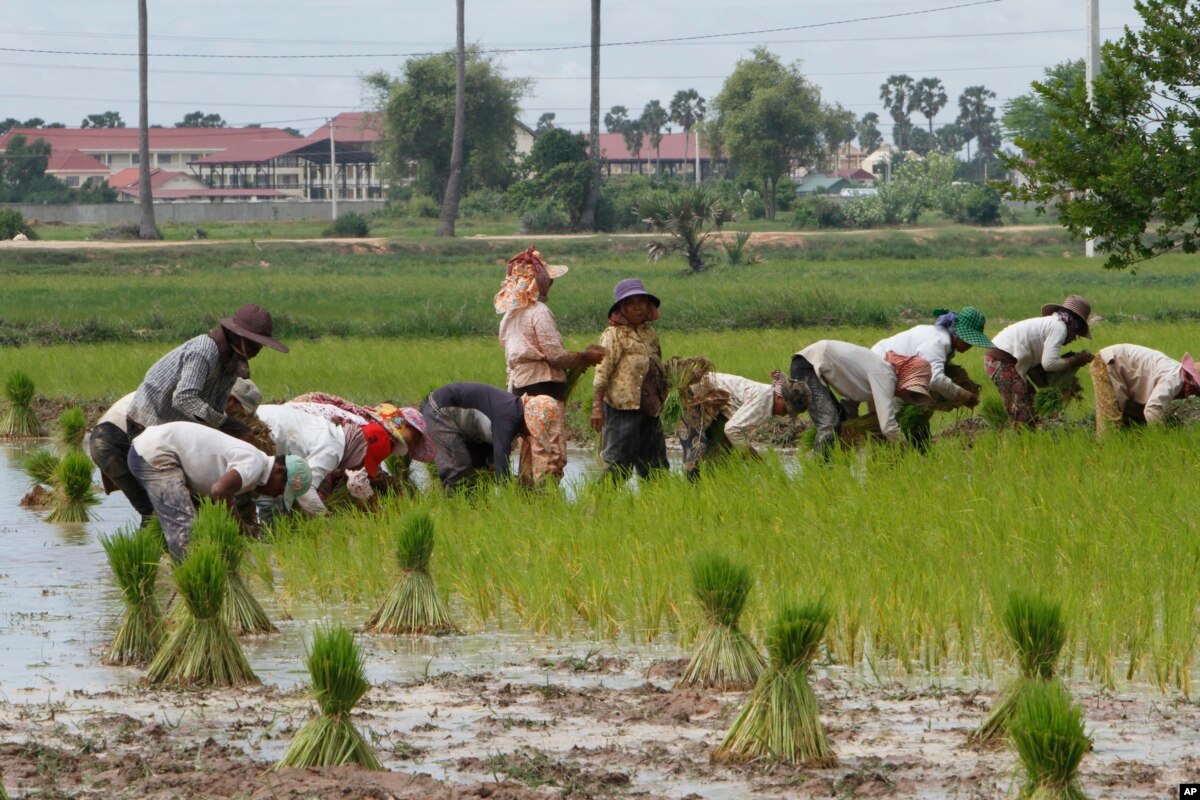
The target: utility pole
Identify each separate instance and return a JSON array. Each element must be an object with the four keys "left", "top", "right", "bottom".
[
  {"left": 694, "top": 127, "right": 701, "bottom": 185},
  {"left": 329, "top": 118, "right": 337, "bottom": 220},
  {"left": 1085, "top": 0, "right": 1100, "bottom": 257}
]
